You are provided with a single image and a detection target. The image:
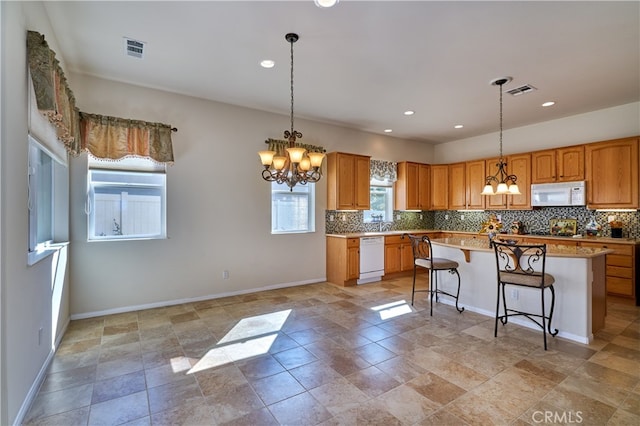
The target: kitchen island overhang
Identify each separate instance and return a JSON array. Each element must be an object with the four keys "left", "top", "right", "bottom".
[{"left": 425, "top": 236, "right": 612, "bottom": 344}]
